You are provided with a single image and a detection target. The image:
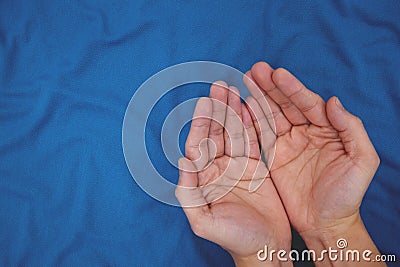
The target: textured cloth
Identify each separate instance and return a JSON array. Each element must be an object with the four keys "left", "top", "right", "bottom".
[{"left": 0, "top": 1, "right": 399, "bottom": 266}]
